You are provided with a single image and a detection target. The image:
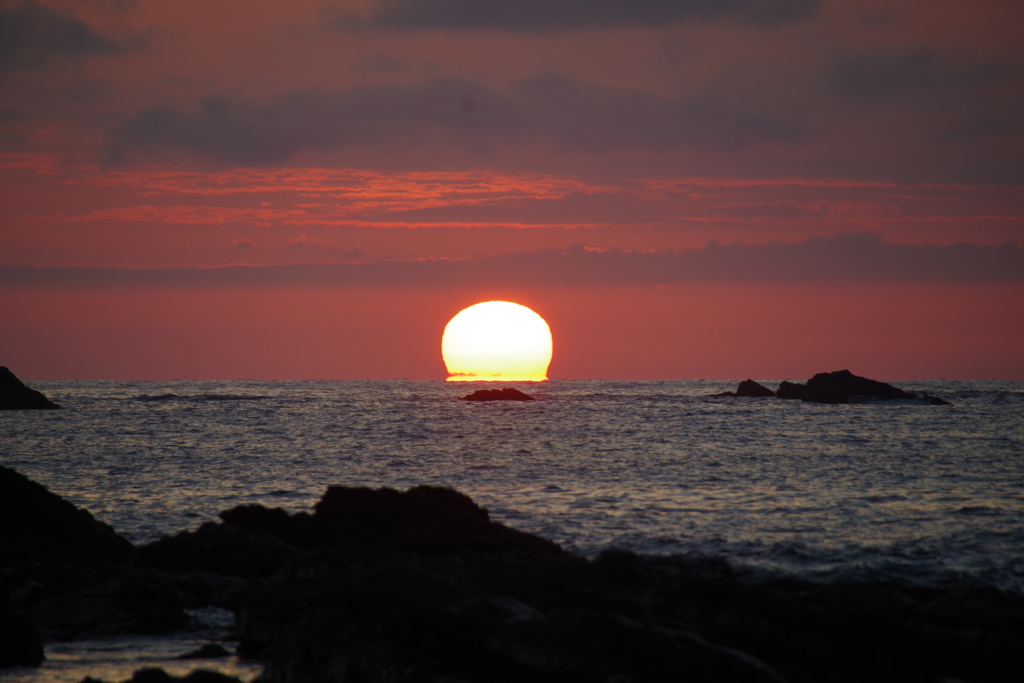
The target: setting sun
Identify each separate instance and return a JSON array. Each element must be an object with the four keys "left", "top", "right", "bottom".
[{"left": 442, "top": 301, "right": 553, "bottom": 382}]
